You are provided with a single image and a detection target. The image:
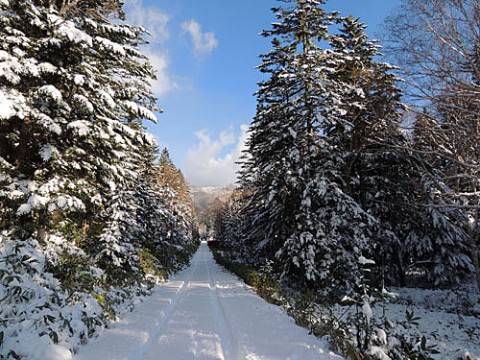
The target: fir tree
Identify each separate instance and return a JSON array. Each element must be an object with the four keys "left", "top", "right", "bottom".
[
  {"left": 0, "top": 1, "right": 197, "bottom": 355},
  {"left": 213, "top": 188, "right": 250, "bottom": 259},
  {"left": 0, "top": 0, "right": 158, "bottom": 247},
  {"left": 156, "top": 148, "right": 199, "bottom": 268},
  {"left": 239, "top": 0, "right": 338, "bottom": 265},
  {"left": 331, "top": 17, "right": 473, "bottom": 287},
  {"left": 239, "top": 1, "right": 376, "bottom": 297}
]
